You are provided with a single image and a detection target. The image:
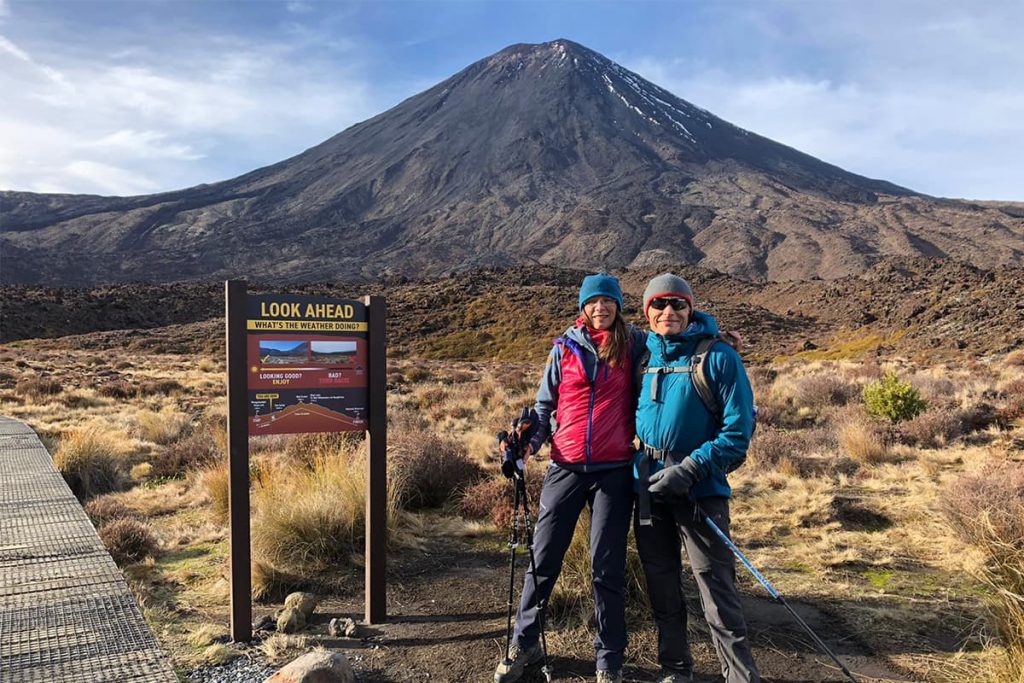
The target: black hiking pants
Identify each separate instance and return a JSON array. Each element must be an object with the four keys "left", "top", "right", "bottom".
[
  {"left": 514, "top": 463, "right": 633, "bottom": 672},
  {"left": 634, "top": 495, "right": 761, "bottom": 683}
]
